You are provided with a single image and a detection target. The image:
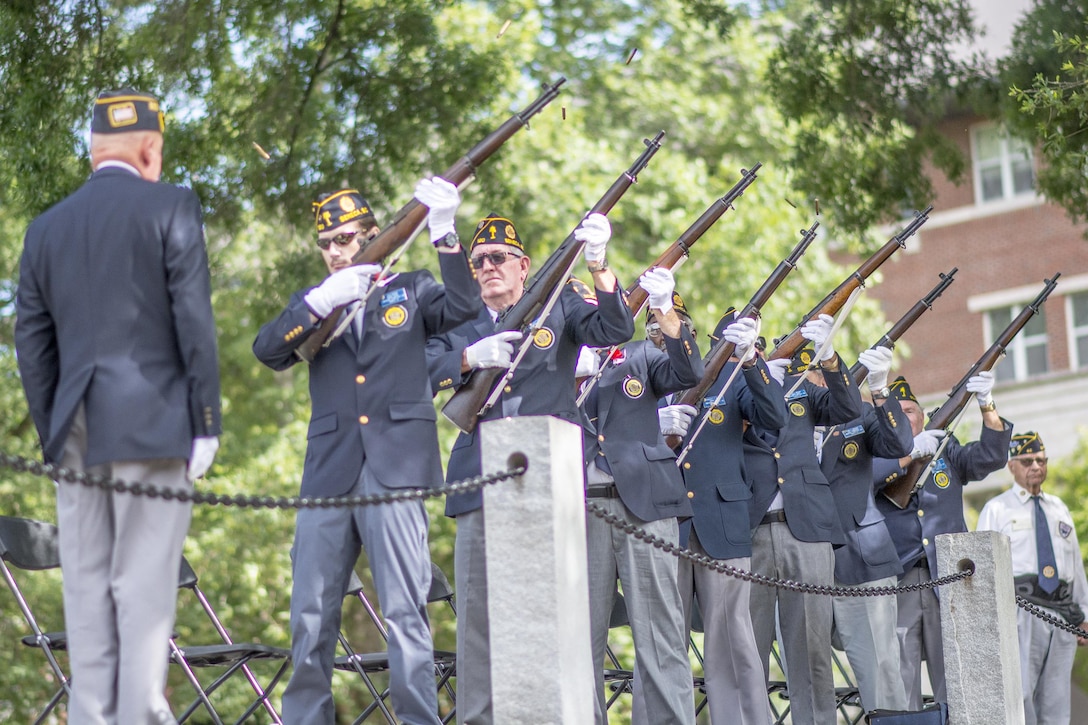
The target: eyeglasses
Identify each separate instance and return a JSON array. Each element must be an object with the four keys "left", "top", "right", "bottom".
[
  {"left": 316, "top": 228, "right": 379, "bottom": 250},
  {"left": 1015, "top": 456, "right": 1048, "bottom": 467},
  {"left": 645, "top": 323, "right": 663, "bottom": 337},
  {"left": 470, "top": 251, "right": 521, "bottom": 269}
]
